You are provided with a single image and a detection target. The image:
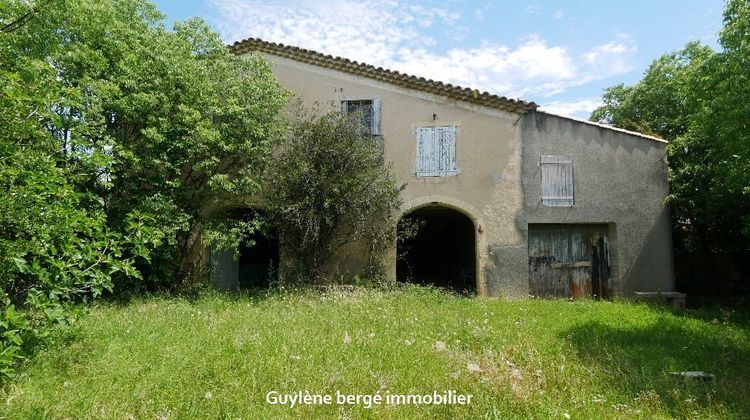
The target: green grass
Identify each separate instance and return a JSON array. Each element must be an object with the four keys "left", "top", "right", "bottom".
[{"left": 2, "top": 285, "right": 749, "bottom": 419}]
